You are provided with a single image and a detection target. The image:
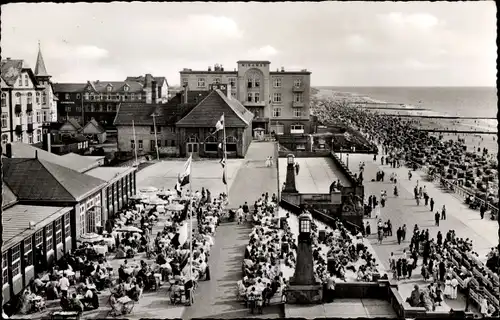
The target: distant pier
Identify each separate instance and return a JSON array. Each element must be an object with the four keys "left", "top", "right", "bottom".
[
  {"left": 418, "top": 129, "right": 497, "bottom": 134},
  {"left": 383, "top": 114, "right": 497, "bottom": 120}
]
